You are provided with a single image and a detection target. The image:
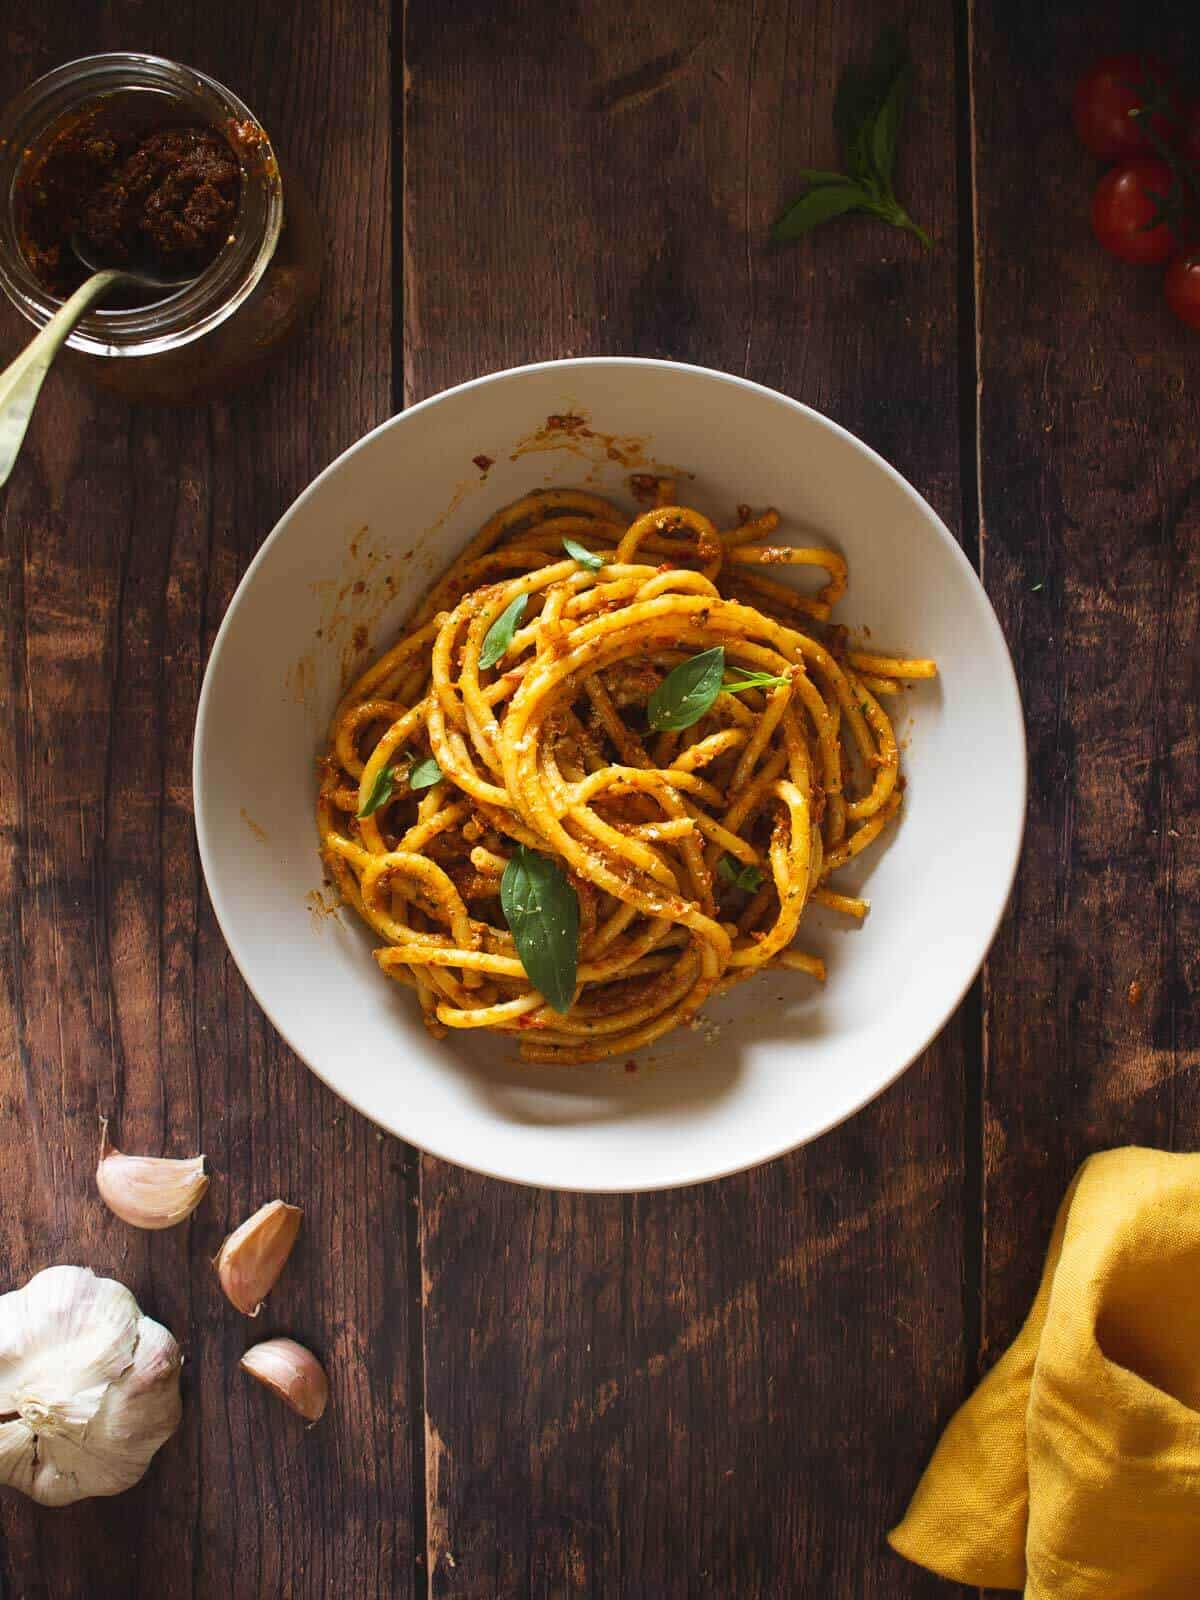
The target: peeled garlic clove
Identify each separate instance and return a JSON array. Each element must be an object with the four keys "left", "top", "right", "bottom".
[
  {"left": 96, "top": 1119, "right": 208, "bottom": 1230},
  {"left": 215, "top": 1200, "right": 303, "bottom": 1316},
  {"left": 0, "top": 1265, "right": 182, "bottom": 1506},
  {"left": 240, "top": 1337, "right": 328, "bottom": 1422}
]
